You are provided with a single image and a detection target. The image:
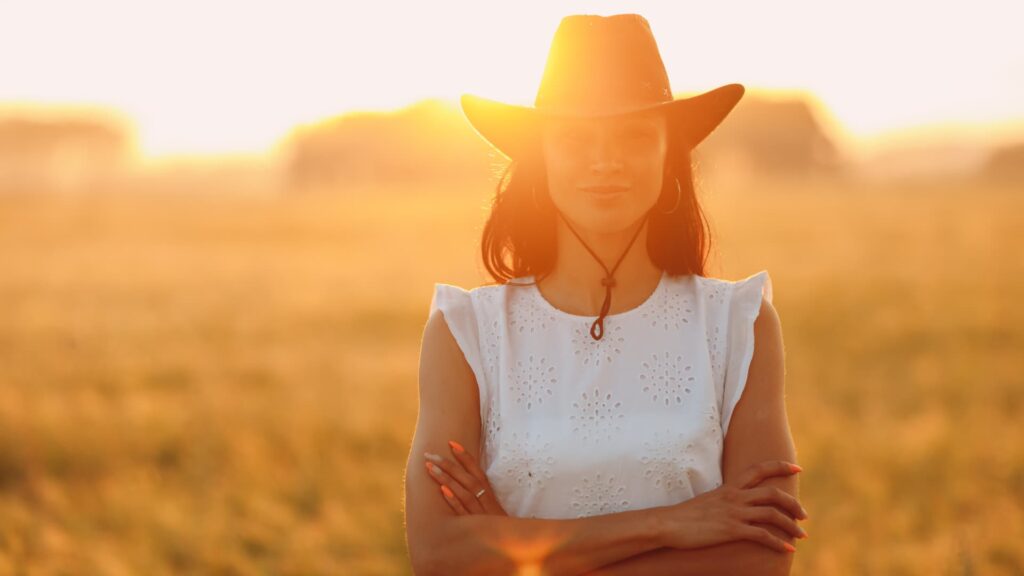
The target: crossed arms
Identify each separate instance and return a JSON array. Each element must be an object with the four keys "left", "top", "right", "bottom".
[{"left": 405, "top": 297, "right": 799, "bottom": 575}]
